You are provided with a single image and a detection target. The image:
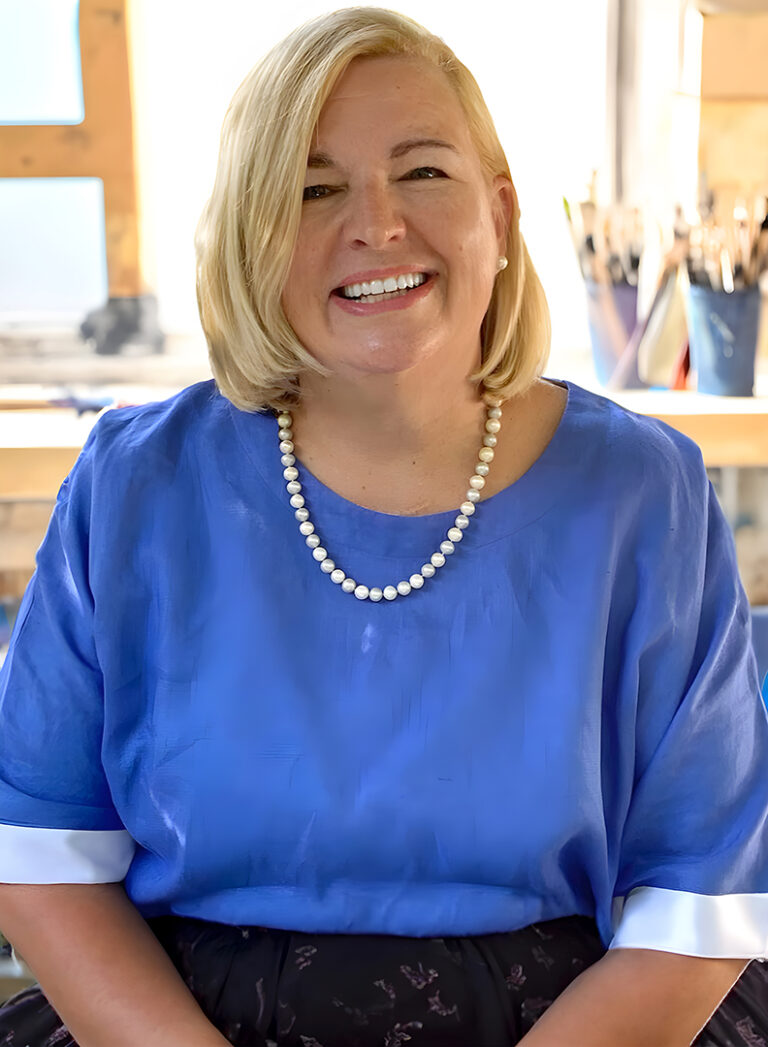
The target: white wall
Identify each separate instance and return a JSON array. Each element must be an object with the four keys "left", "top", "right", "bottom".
[{"left": 127, "top": 0, "right": 609, "bottom": 372}]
